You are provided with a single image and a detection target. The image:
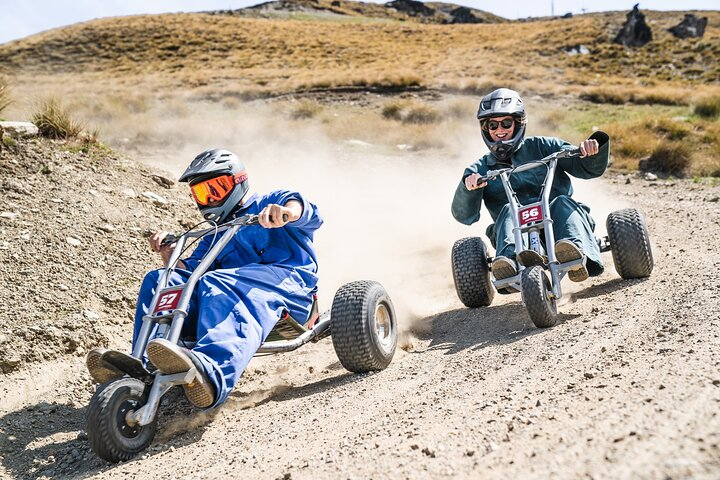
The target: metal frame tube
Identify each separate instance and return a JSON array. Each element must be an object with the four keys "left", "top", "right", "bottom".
[{"left": 257, "top": 314, "right": 332, "bottom": 353}]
